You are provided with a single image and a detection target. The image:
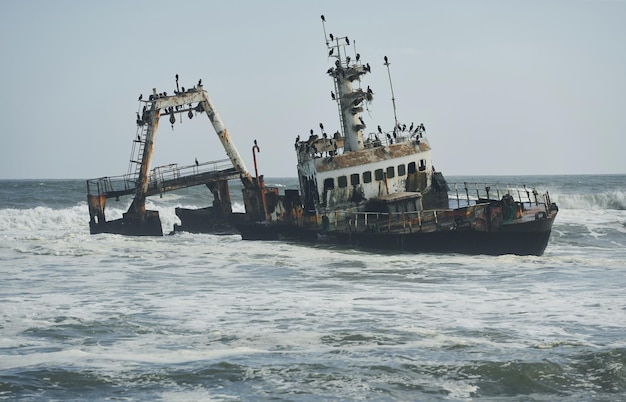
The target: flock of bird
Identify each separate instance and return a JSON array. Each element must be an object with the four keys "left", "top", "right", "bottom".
[
  {"left": 289, "top": 15, "right": 427, "bottom": 154},
  {"left": 135, "top": 75, "right": 206, "bottom": 129},
  {"left": 136, "top": 75, "right": 204, "bottom": 104},
  {"left": 133, "top": 15, "right": 426, "bottom": 161},
  {"left": 294, "top": 120, "right": 425, "bottom": 155}
]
